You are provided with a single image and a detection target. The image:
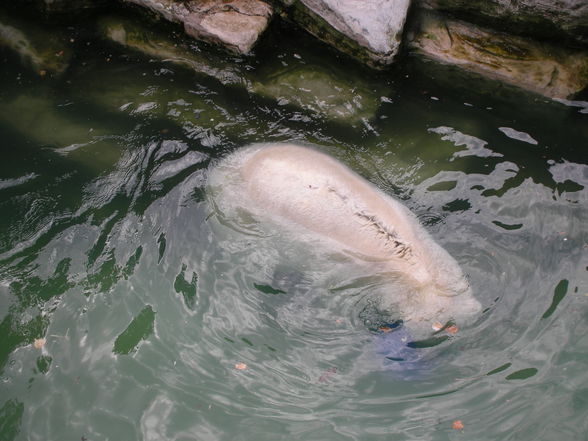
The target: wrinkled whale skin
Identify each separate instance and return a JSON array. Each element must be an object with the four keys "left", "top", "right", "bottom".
[{"left": 209, "top": 143, "right": 481, "bottom": 325}]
